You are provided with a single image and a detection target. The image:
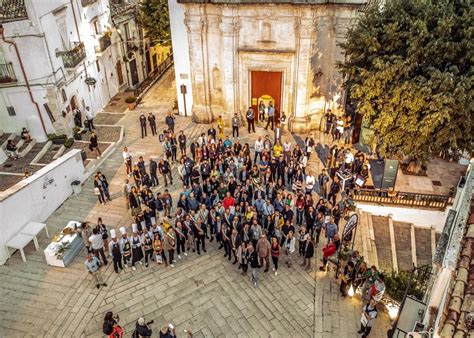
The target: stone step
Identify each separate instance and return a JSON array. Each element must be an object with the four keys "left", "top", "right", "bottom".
[
  {"left": 414, "top": 227, "right": 433, "bottom": 267},
  {"left": 393, "top": 220, "right": 413, "bottom": 271},
  {"left": 19, "top": 139, "right": 37, "bottom": 158},
  {"left": 371, "top": 215, "right": 393, "bottom": 272}
]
